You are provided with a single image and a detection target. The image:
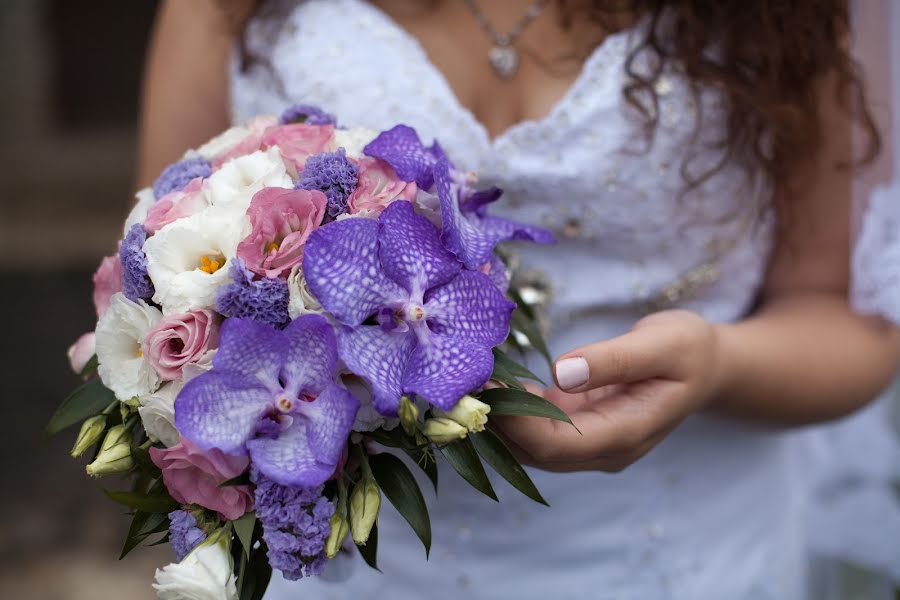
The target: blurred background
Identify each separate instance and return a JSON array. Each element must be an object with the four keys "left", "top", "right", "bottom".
[{"left": 0, "top": 1, "right": 166, "bottom": 598}]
